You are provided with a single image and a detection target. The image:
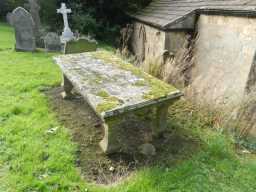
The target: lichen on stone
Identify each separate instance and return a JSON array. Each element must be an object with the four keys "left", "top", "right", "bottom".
[
  {"left": 96, "top": 90, "right": 121, "bottom": 113},
  {"left": 96, "top": 98, "right": 121, "bottom": 113},
  {"left": 55, "top": 50, "right": 180, "bottom": 115},
  {"left": 97, "top": 90, "right": 110, "bottom": 98},
  {"left": 90, "top": 50, "right": 178, "bottom": 100}
]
